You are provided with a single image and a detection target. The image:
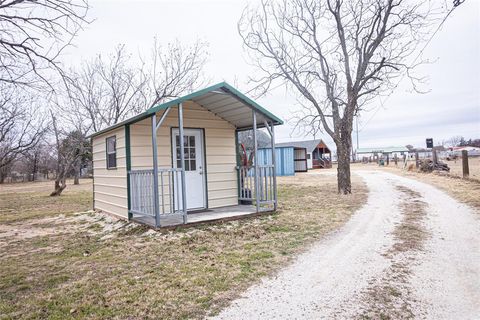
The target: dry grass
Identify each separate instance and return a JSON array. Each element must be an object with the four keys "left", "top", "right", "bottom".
[
  {"left": 444, "top": 157, "right": 480, "bottom": 180},
  {"left": 354, "top": 162, "right": 480, "bottom": 212},
  {"left": 398, "top": 157, "right": 480, "bottom": 181},
  {"left": 0, "top": 171, "right": 367, "bottom": 319},
  {"left": 359, "top": 185, "right": 428, "bottom": 320},
  {"left": 0, "top": 179, "right": 92, "bottom": 224}
]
